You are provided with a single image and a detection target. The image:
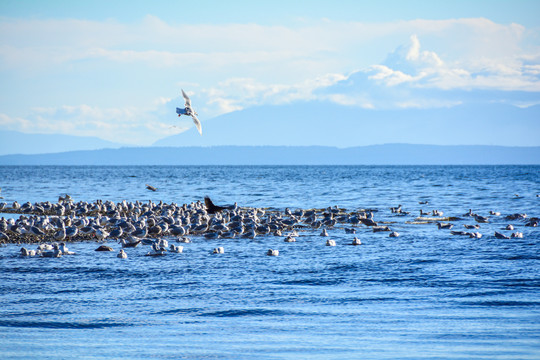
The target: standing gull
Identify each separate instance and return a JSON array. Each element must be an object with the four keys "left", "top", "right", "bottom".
[{"left": 176, "top": 89, "right": 202, "bottom": 135}]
